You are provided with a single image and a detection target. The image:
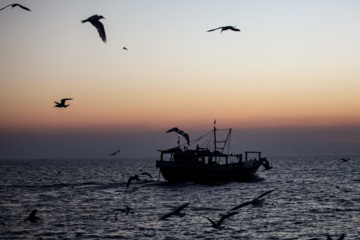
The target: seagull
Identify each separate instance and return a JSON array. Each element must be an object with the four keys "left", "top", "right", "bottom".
[
  {"left": 203, "top": 211, "right": 238, "bottom": 229},
  {"left": 230, "top": 188, "right": 277, "bottom": 211},
  {"left": 126, "top": 174, "right": 140, "bottom": 188},
  {"left": 0, "top": 3, "right": 31, "bottom": 11},
  {"left": 207, "top": 26, "right": 240, "bottom": 33},
  {"left": 54, "top": 98, "right": 73, "bottom": 108},
  {"left": 262, "top": 159, "right": 272, "bottom": 170},
  {"left": 24, "top": 209, "right": 40, "bottom": 223},
  {"left": 166, "top": 127, "right": 190, "bottom": 145},
  {"left": 123, "top": 47, "right": 128, "bottom": 50},
  {"left": 159, "top": 202, "right": 190, "bottom": 220},
  {"left": 109, "top": 149, "right": 120, "bottom": 156},
  {"left": 81, "top": 15, "right": 106, "bottom": 43},
  {"left": 327, "top": 234, "right": 345, "bottom": 240},
  {"left": 340, "top": 157, "right": 350, "bottom": 162},
  {"left": 141, "top": 172, "right": 153, "bottom": 179}
]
